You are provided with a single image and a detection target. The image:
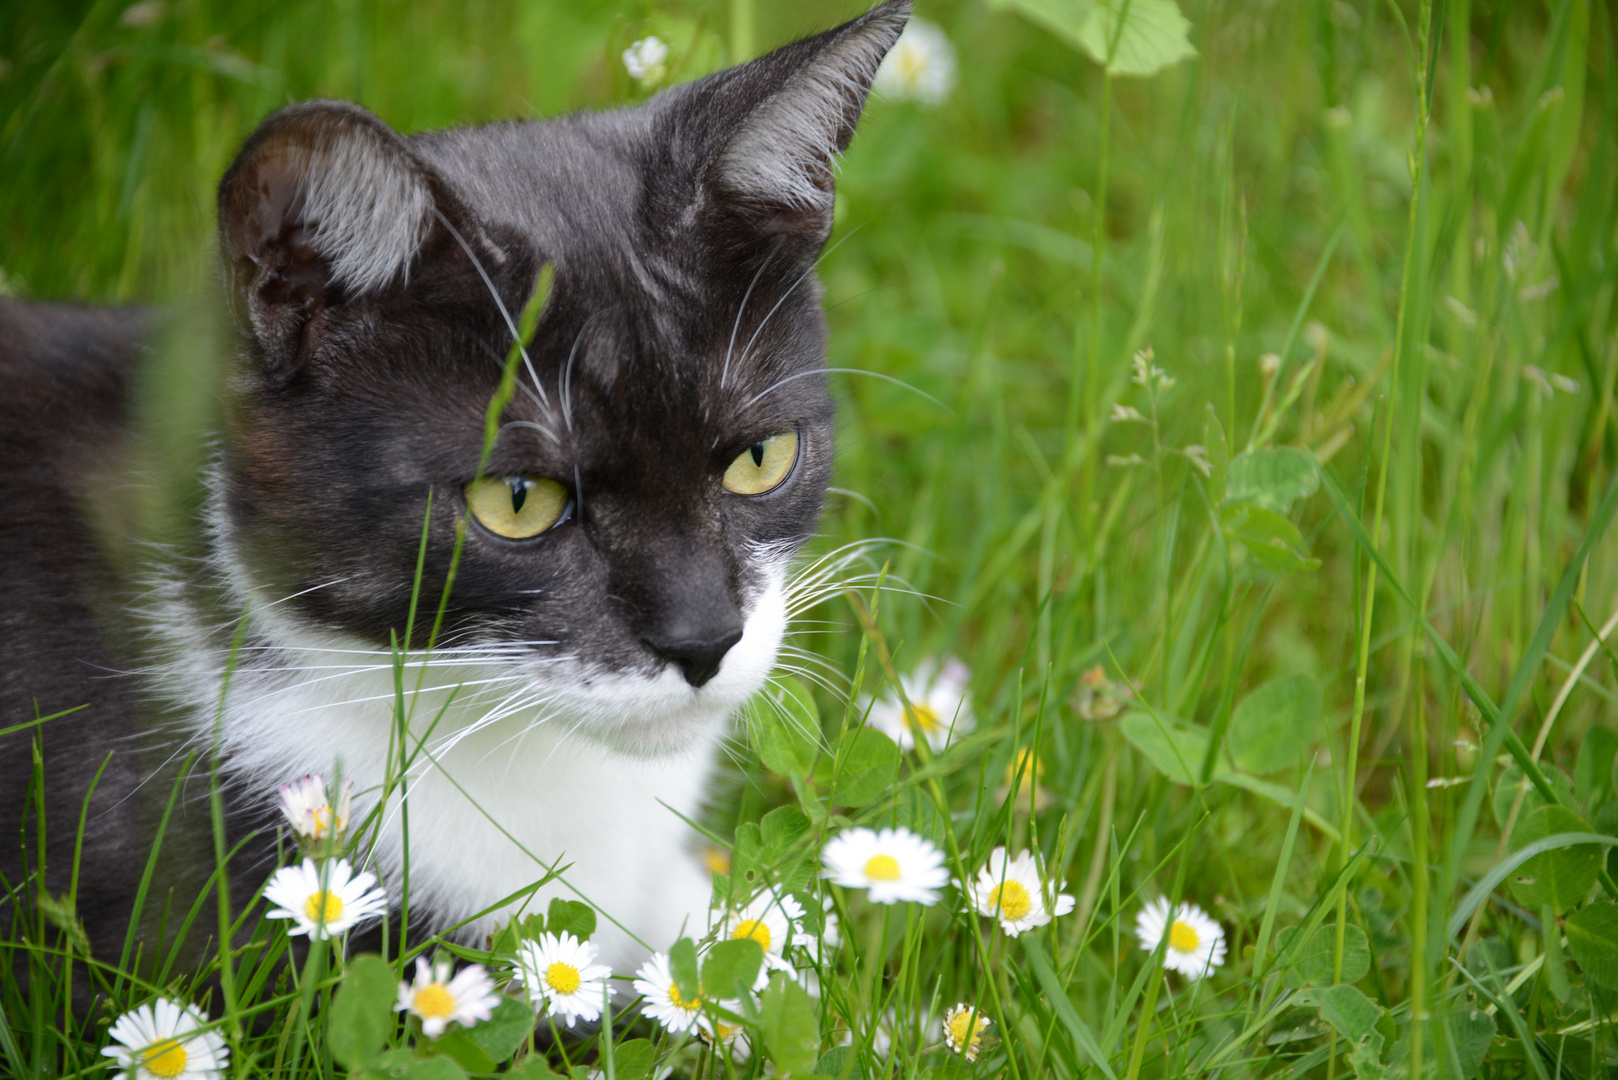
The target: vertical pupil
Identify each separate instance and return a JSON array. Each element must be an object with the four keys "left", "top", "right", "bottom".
[
  {"left": 750, "top": 442, "right": 765, "bottom": 467},
  {"left": 509, "top": 478, "right": 528, "bottom": 513}
]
